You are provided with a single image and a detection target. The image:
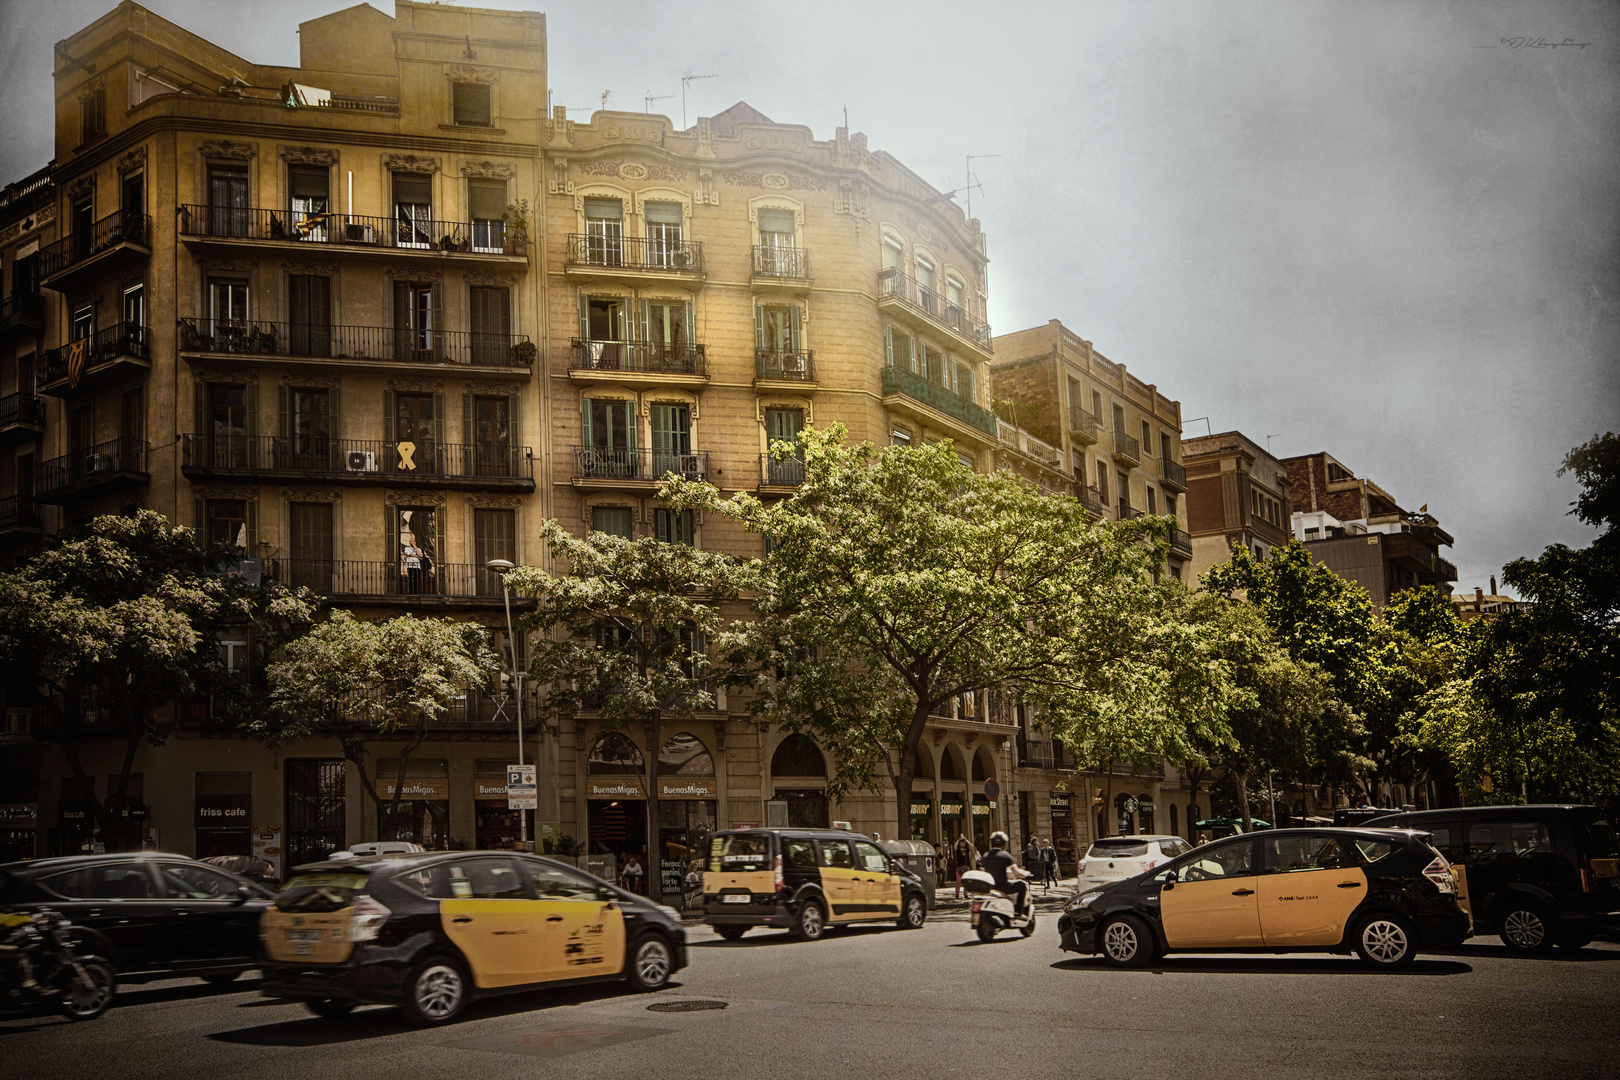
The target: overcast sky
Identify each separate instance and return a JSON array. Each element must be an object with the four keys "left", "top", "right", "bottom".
[{"left": 2, "top": 0, "right": 1615, "bottom": 596}]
